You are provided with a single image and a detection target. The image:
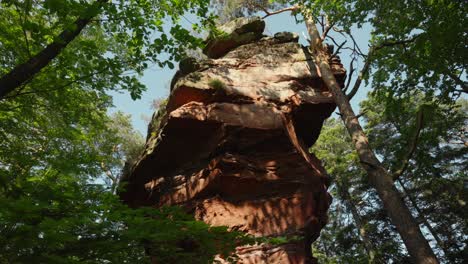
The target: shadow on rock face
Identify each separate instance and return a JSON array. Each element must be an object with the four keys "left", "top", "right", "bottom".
[{"left": 120, "top": 16, "right": 346, "bottom": 264}]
